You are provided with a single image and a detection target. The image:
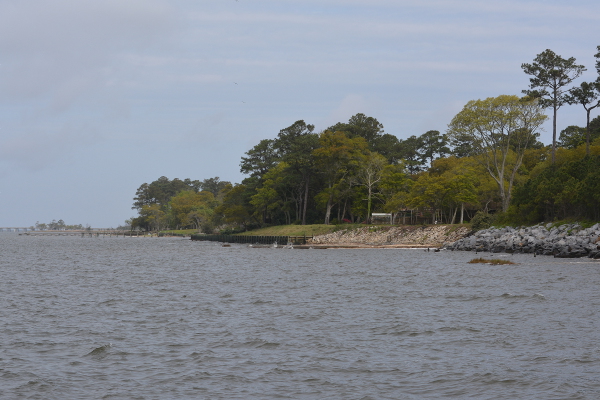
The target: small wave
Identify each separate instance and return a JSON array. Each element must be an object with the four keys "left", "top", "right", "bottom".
[
  {"left": 258, "top": 342, "right": 280, "bottom": 348},
  {"left": 98, "top": 299, "right": 118, "bottom": 306},
  {"left": 251, "top": 299, "right": 272, "bottom": 304},
  {"left": 85, "top": 343, "right": 112, "bottom": 358},
  {"left": 500, "top": 293, "right": 528, "bottom": 298}
]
